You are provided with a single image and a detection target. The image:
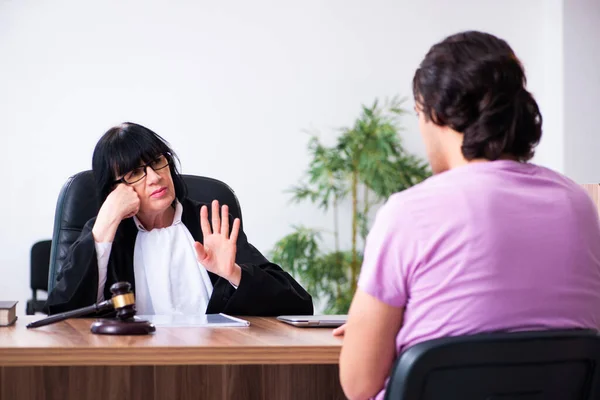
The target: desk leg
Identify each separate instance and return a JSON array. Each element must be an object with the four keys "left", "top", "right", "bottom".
[{"left": 1, "top": 365, "right": 345, "bottom": 400}]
